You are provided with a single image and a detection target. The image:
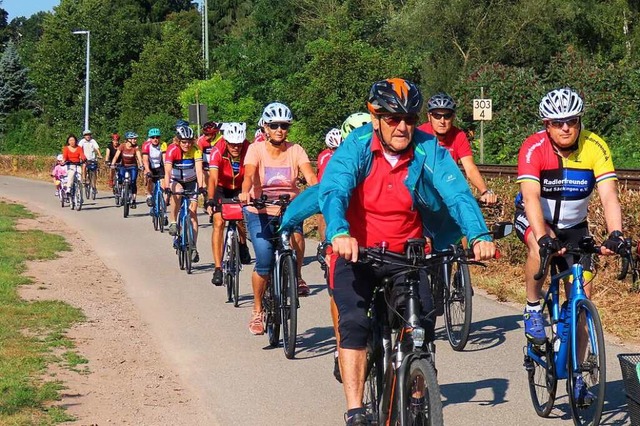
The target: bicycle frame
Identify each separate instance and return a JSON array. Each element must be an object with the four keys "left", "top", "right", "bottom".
[
  {"left": 527, "top": 263, "right": 597, "bottom": 380},
  {"left": 178, "top": 195, "right": 192, "bottom": 249}
]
